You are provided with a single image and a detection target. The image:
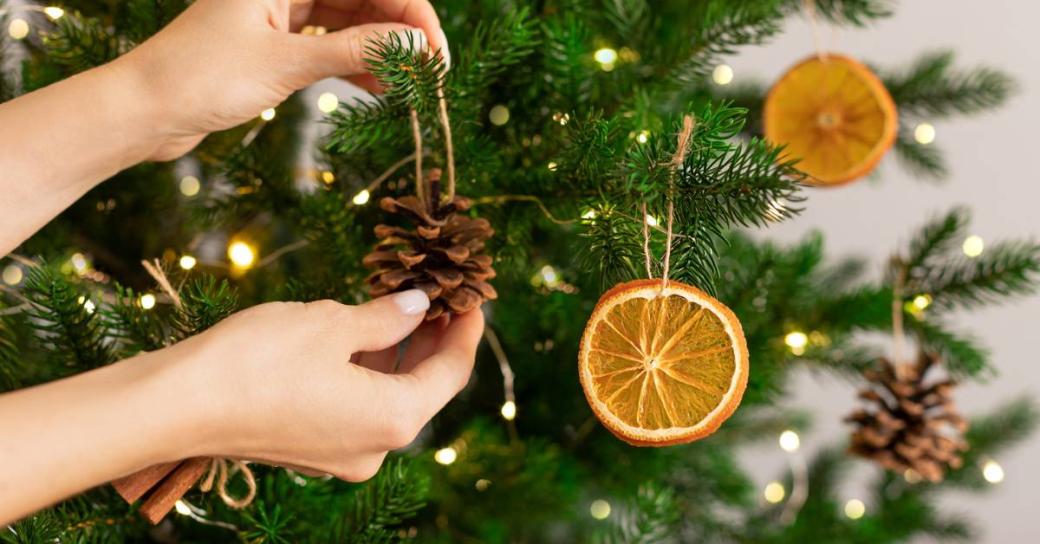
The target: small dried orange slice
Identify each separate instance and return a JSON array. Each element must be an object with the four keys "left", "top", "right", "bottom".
[
  {"left": 578, "top": 279, "right": 749, "bottom": 446},
  {"left": 764, "top": 53, "right": 898, "bottom": 186}
]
